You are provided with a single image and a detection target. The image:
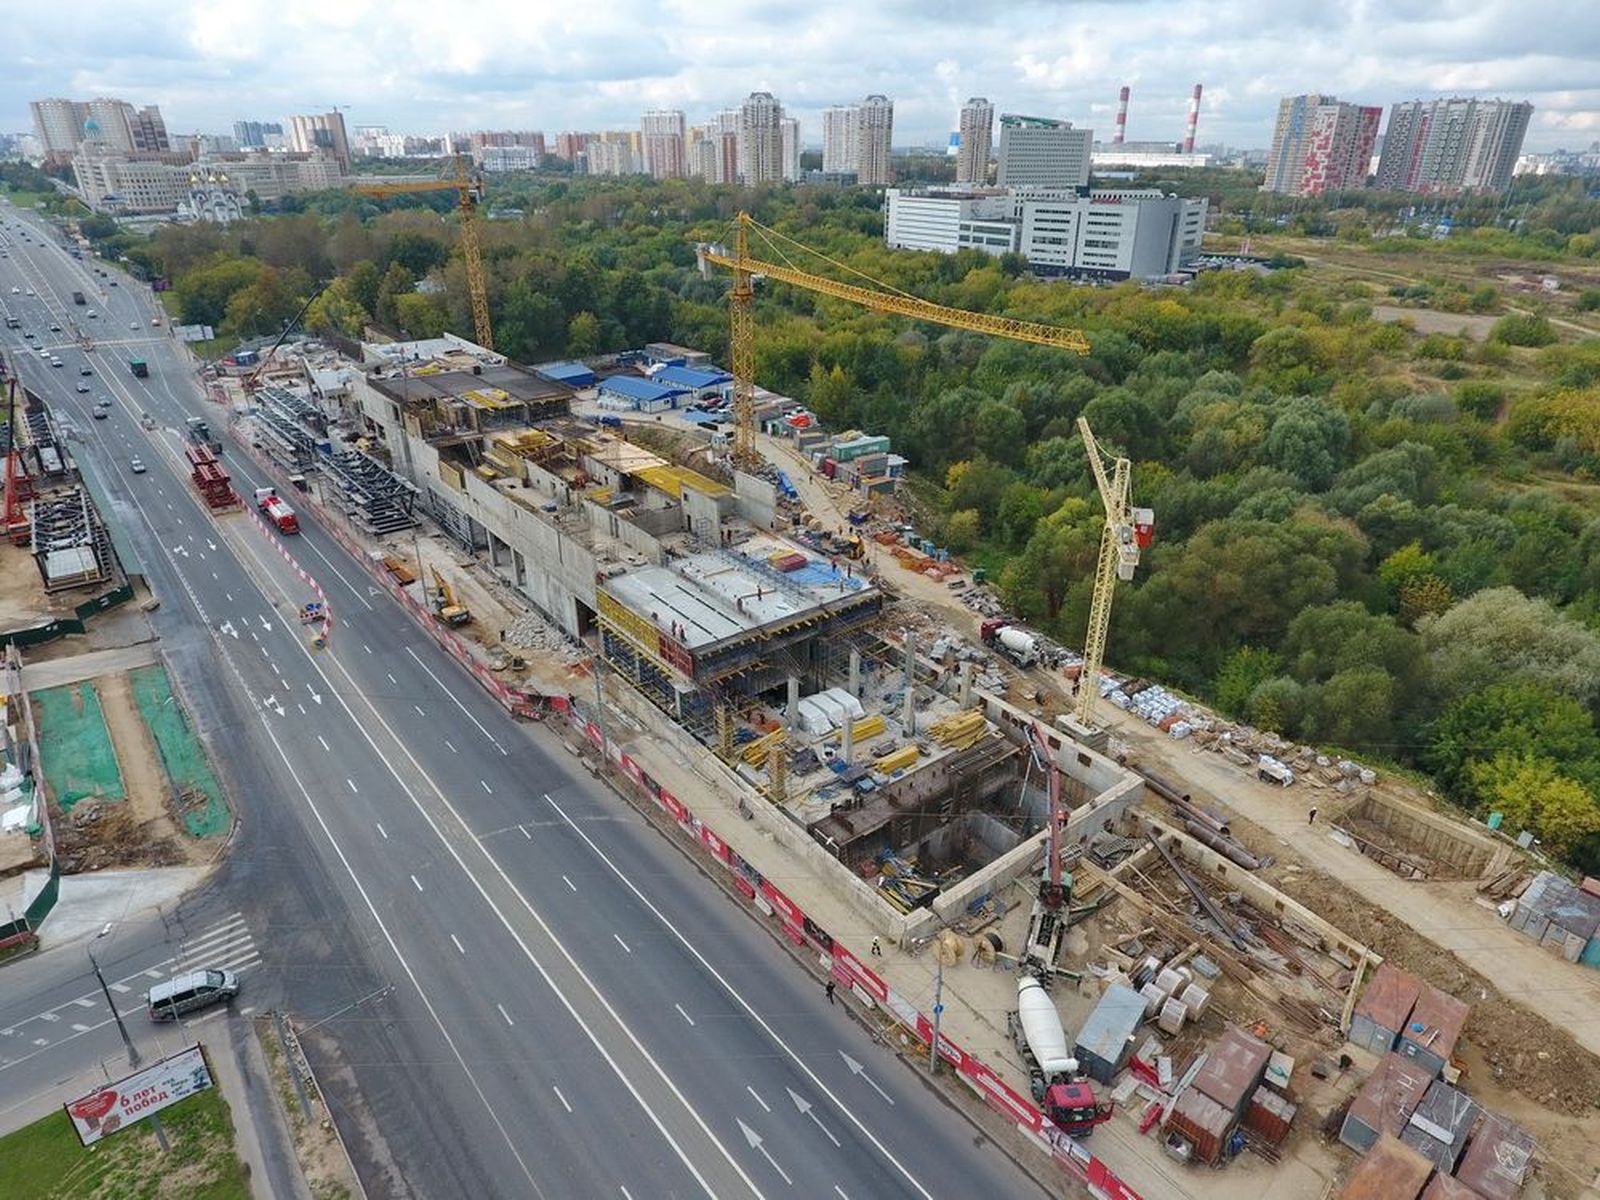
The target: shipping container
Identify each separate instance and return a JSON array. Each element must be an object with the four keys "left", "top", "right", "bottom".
[
  {"left": 1164, "top": 1087, "right": 1232, "bottom": 1165},
  {"left": 1350, "top": 962, "right": 1422, "bottom": 1056},
  {"left": 1341, "top": 1052, "right": 1435, "bottom": 1154},
  {"left": 1073, "top": 984, "right": 1147, "bottom": 1085},
  {"left": 1191, "top": 1027, "right": 1272, "bottom": 1119},
  {"left": 1400, "top": 1079, "right": 1479, "bottom": 1173},
  {"left": 1243, "top": 1085, "right": 1297, "bottom": 1147},
  {"left": 1398, "top": 984, "right": 1470, "bottom": 1077},
  {"left": 1338, "top": 1135, "right": 1433, "bottom": 1200},
  {"left": 1453, "top": 1113, "right": 1535, "bottom": 1200}
]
